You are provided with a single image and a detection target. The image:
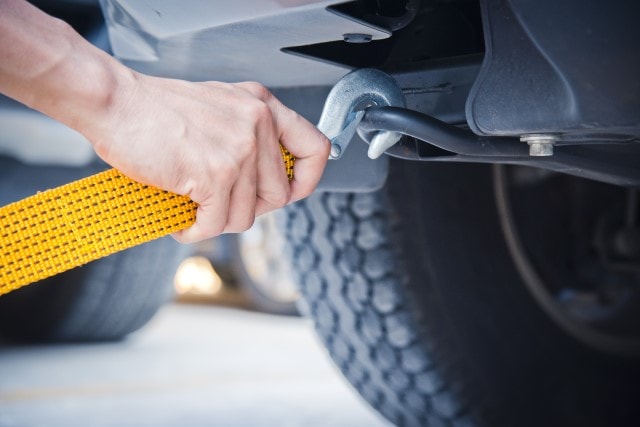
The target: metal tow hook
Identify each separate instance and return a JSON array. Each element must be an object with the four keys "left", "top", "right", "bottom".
[{"left": 316, "top": 68, "right": 406, "bottom": 160}]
